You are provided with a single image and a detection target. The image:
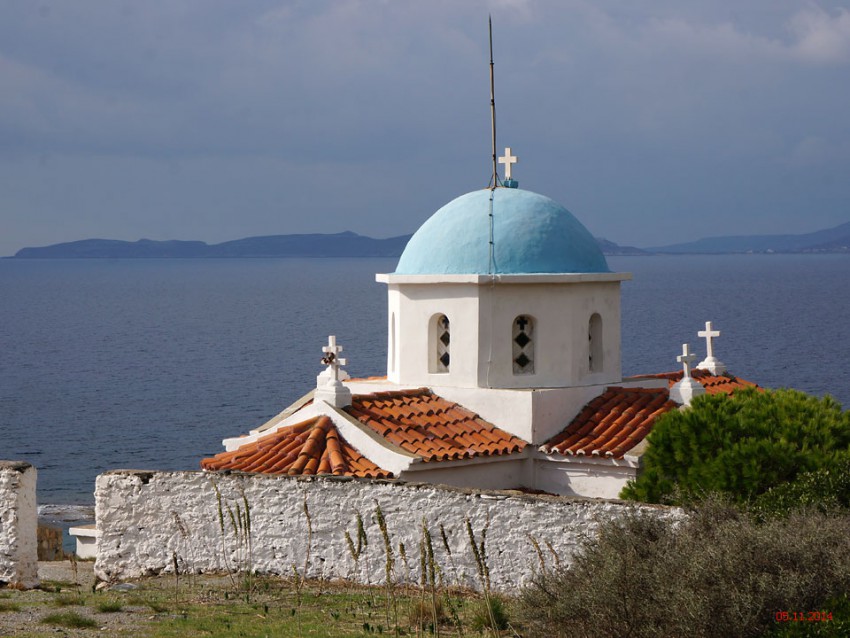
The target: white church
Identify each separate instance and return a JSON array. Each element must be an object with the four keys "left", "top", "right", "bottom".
[{"left": 202, "top": 149, "right": 757, "bottom": 499}]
